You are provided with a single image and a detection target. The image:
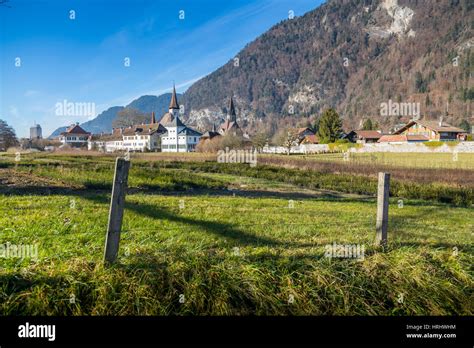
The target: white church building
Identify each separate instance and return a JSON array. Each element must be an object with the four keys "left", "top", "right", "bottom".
[
  {"left": 160, "top": 86, "right": 202, "bottom": 152},
  {"left": 87, "top": 85, "right": 201, "bottom": 153}
]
